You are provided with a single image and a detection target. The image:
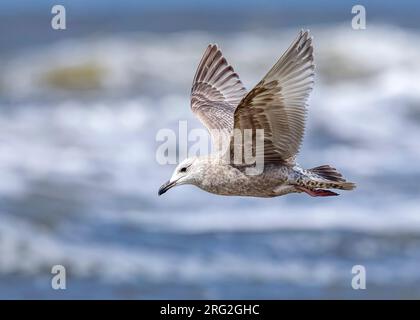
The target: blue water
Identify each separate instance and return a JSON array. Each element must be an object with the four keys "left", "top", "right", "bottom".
[{"left": 0, "top": 2, "right": 420, "bottom": 299}]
